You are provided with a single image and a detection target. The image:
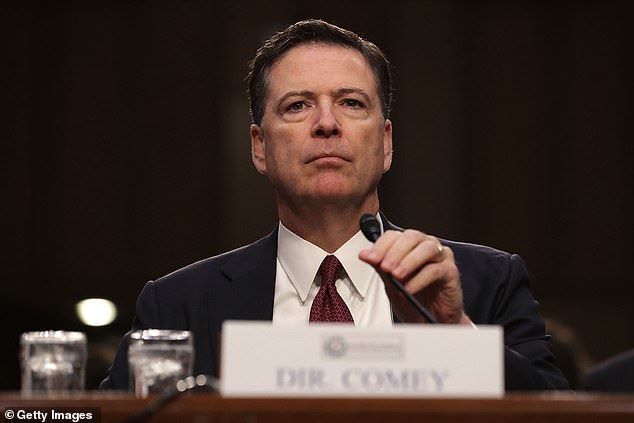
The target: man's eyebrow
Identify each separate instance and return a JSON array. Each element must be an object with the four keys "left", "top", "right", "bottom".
[
  {"left": 277, "top": 90, "right": 314, "bottom": 105},
  {"left": 334, "top": 87, "right": 371, "bottom": 102}
]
